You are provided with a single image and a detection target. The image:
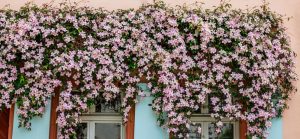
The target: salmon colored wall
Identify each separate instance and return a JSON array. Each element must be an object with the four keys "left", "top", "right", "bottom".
[{"left": 1, "top": 0, "right": 300, "bottom": 139}]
